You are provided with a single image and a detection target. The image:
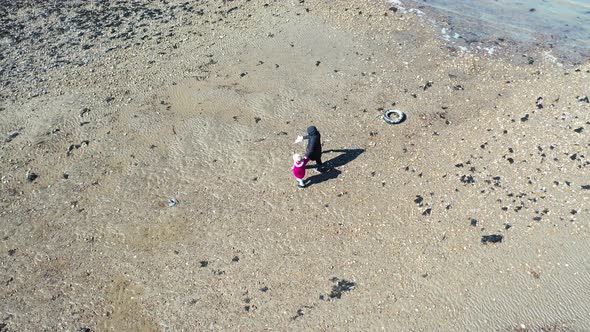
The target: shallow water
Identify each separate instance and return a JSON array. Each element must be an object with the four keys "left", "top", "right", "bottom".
[{"left": 398, "top": 0, "right": 590, "bottom": 61}]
